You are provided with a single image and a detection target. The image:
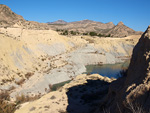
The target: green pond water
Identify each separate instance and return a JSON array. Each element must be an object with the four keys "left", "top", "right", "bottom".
[
  {"left": 51, "top": 60, "right": 130, "bottom": 91},
  {"left": 85, "top": 60, "right": 130, "bottom": 78}
]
